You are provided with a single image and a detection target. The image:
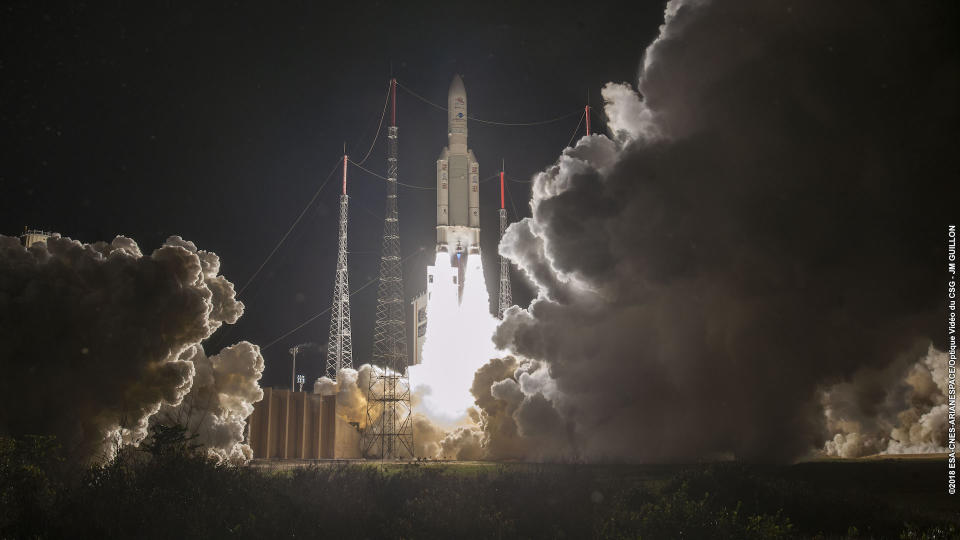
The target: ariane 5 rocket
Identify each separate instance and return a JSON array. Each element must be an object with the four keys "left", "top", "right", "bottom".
[{"left": 433, "top": 74, "right": 480, "bottom": 302}]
